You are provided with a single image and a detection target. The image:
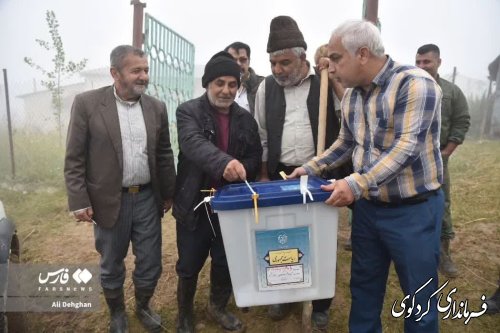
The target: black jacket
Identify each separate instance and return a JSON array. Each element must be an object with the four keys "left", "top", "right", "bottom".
[{"left": 172, "top": 94, "right": 262, "bottom": 229}]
